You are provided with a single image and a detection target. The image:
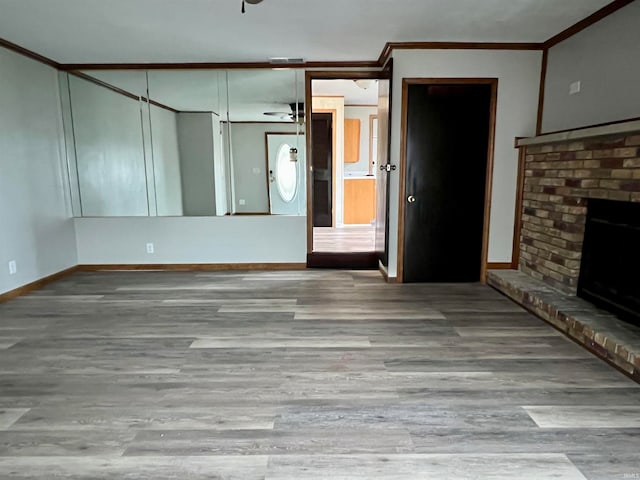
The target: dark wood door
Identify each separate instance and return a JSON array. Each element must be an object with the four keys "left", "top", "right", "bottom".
[
  {"left": 403, "top": 83, "right": 492, "bottom": 283},
  {"left": 312, "top": 113, "right": 333, "bottom": 227}
]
